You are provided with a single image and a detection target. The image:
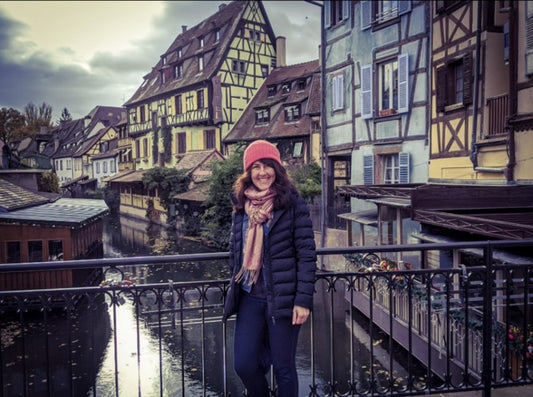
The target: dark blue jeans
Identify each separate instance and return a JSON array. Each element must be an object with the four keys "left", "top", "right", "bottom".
[{"left": 234, "top": 293, "right": 301, "bottom": 397}]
